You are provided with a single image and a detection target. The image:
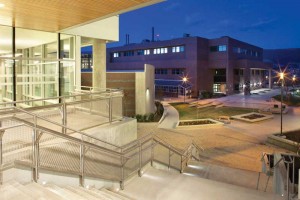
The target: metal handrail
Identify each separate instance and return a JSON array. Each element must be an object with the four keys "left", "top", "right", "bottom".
[
  {"left": 13, "top": 107, "right": 121, "bottom": 150},
  {"left": 0, "top": 124, "right": 24, "bottom": 131},
  {"left": 153, "top": 135, "right": 185, "bottom": 156},
  {"left": 22, "top": 123, "right": 125, "bottom": 157},
  {"left": 0, "top": 89, "right": 123, "bottom": 107},
  {"left": 0, "top": 93, "right": 207, "bottom": 188}
]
